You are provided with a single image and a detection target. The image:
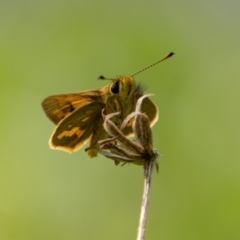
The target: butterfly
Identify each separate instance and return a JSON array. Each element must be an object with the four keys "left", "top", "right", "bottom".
[{"left": 41, "top": 52, "right": 174, "bottom": 157}]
